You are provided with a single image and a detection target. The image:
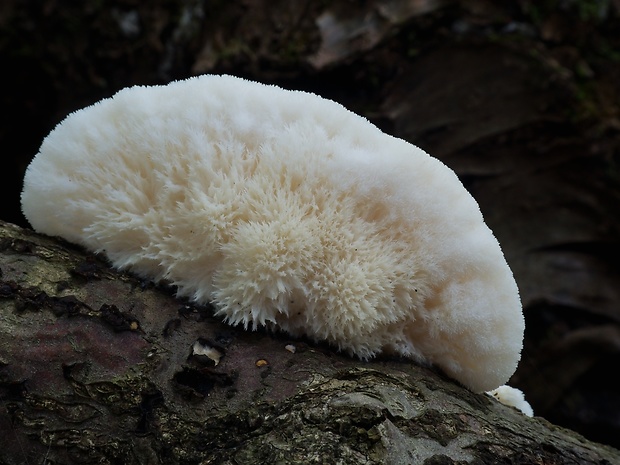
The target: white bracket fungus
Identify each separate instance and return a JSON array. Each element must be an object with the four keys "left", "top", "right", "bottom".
[
  {"left": 487, "top": 385, "right": 534, "bottom": 417},
  {"left": 21, "top": 74, "right": 526, "bottom": 396}
]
